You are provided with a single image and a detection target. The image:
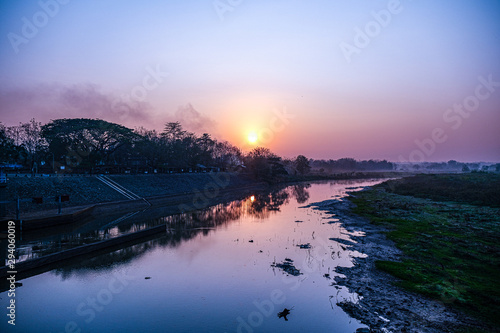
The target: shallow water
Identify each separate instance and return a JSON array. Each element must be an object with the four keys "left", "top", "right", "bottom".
[{"left": 1, "top": 179, "right": 385, "bottom": 333}]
